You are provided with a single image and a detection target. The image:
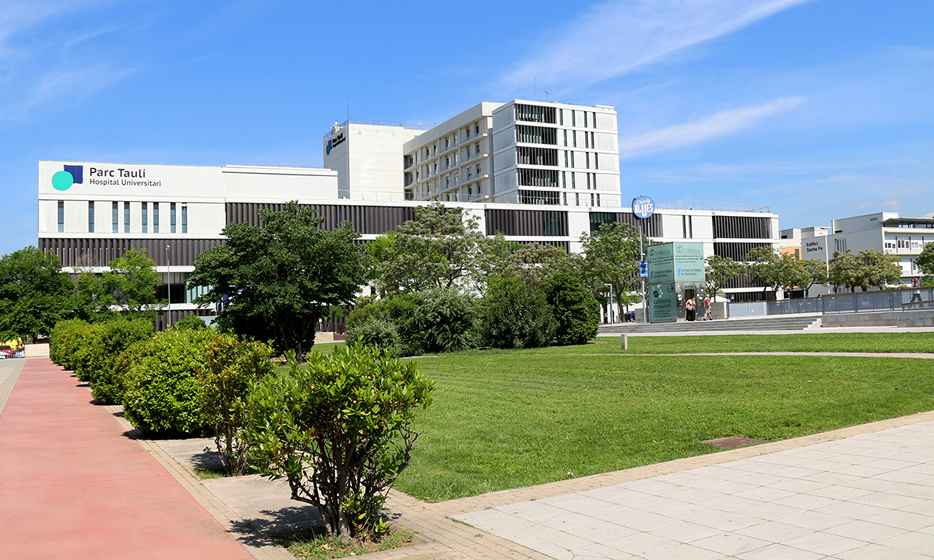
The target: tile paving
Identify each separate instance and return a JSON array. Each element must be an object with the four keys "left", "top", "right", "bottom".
[{"left": 452, "top": 421, "right": 934, "bottom": 559}]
